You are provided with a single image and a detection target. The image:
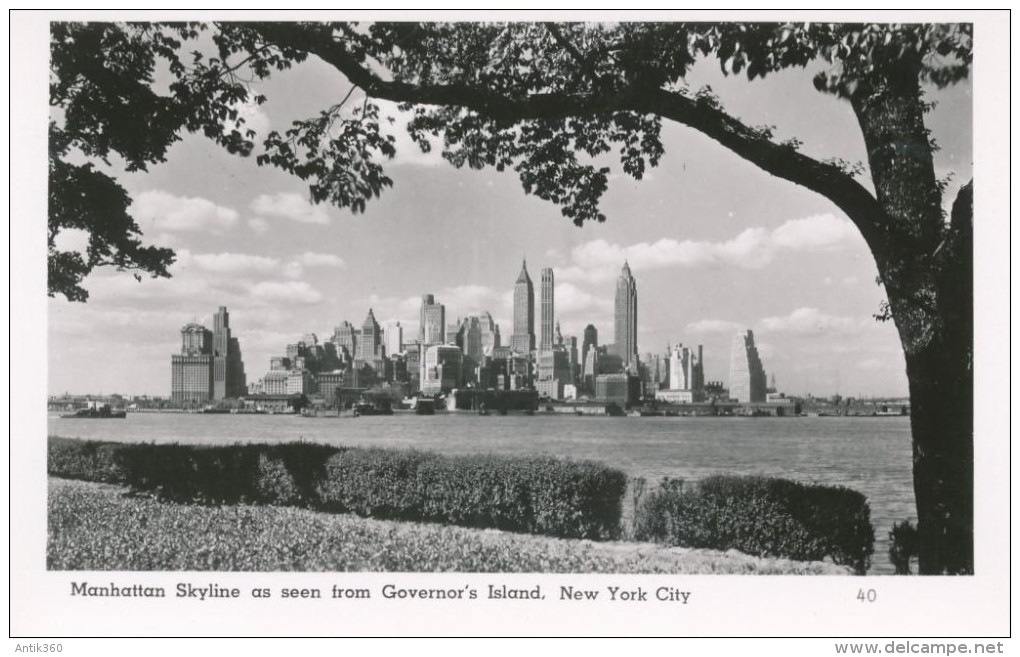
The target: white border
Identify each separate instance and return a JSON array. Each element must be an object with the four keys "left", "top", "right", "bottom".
[{"left": 9, "top": 9, "right": 1012, "bottom": 641}]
